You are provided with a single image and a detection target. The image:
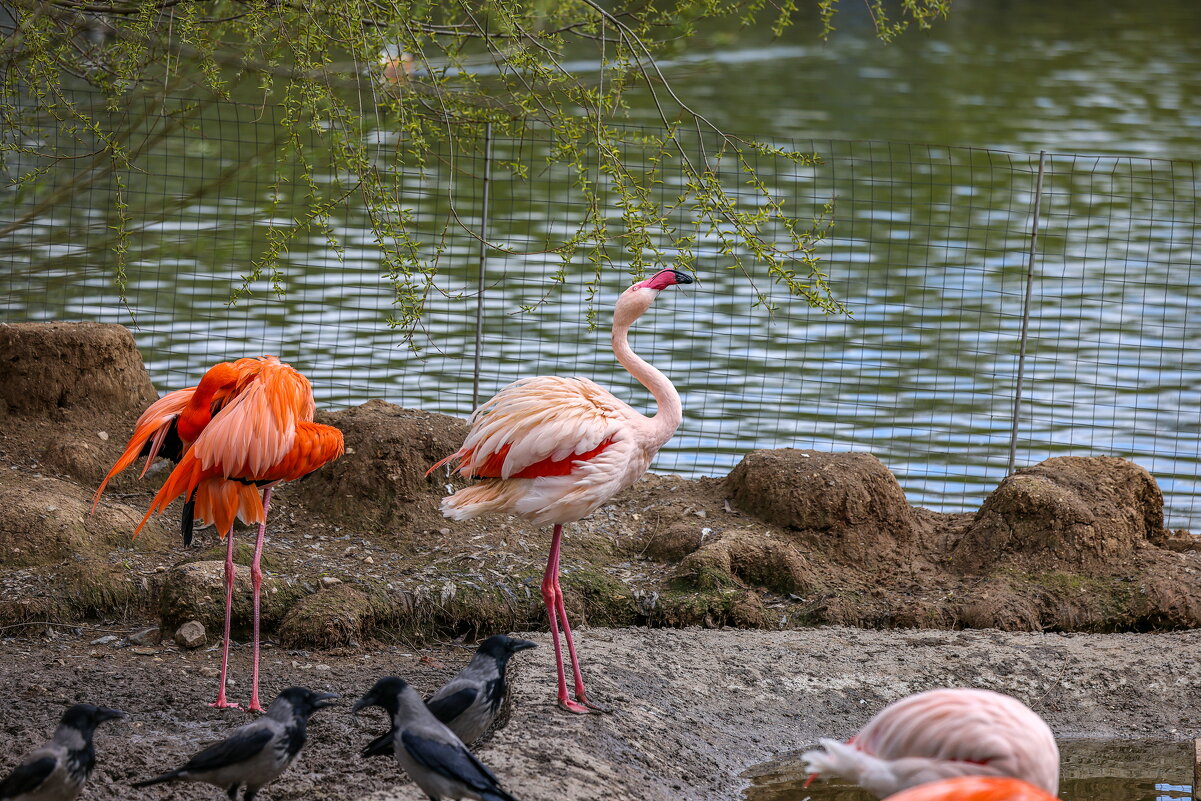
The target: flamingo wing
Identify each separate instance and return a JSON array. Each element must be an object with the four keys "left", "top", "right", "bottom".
[
  {"left": 190, "top": 358, "right": 315, "bottom": 479},
  {"left": 434, "top": 376, "right": 632, "bottom": 480},
  {"left": 91, "top": 387, "right": 196, "bottom": 511}
]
